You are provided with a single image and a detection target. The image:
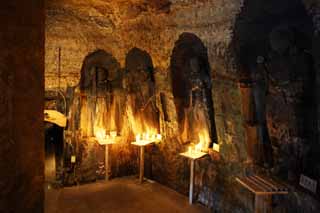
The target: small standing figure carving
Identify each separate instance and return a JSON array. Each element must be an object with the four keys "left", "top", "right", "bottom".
[
  {"left": 181, "top": 57, "right": 216, "bottom": 149},
  {"left": 251, "top": 56, "right": 273, "bottom": 168}
]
